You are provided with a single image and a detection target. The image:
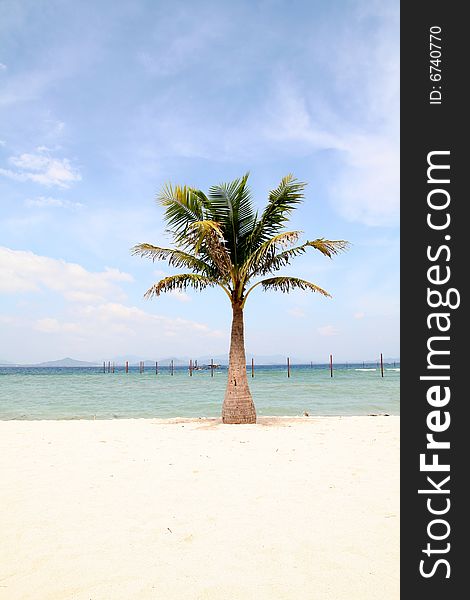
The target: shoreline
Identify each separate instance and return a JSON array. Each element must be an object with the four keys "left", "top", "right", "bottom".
[
  {"left": 0, "top": 416, "right": 399, "bottom": 599},
  {"left": 0, "top": 413, "right": 399, "bottom": 422}
]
